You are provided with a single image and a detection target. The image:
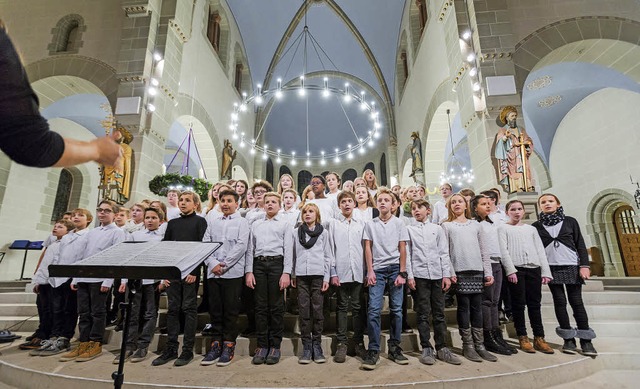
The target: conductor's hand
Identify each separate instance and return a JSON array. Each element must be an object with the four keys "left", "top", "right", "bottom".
[
  {"left": 118, "top": 283, "right": 126, "bottom": 293},
  {"left": 279, "top": 273, "right": 290, "bottom": 290},
  {"left": 321, "top": 281, "right": 329, "bottom": 292},
  {"left": 245, "top": 272, "right": 256, "bottom": 289},
  {"left": 100, "top": 286, "right": 109, "bottom": 293},
  {"left": 184, "top": 274, "right": 196, "bottom": 284},
  {"left": 94, "top": 133, "right": 122, "bottom": 166}
]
